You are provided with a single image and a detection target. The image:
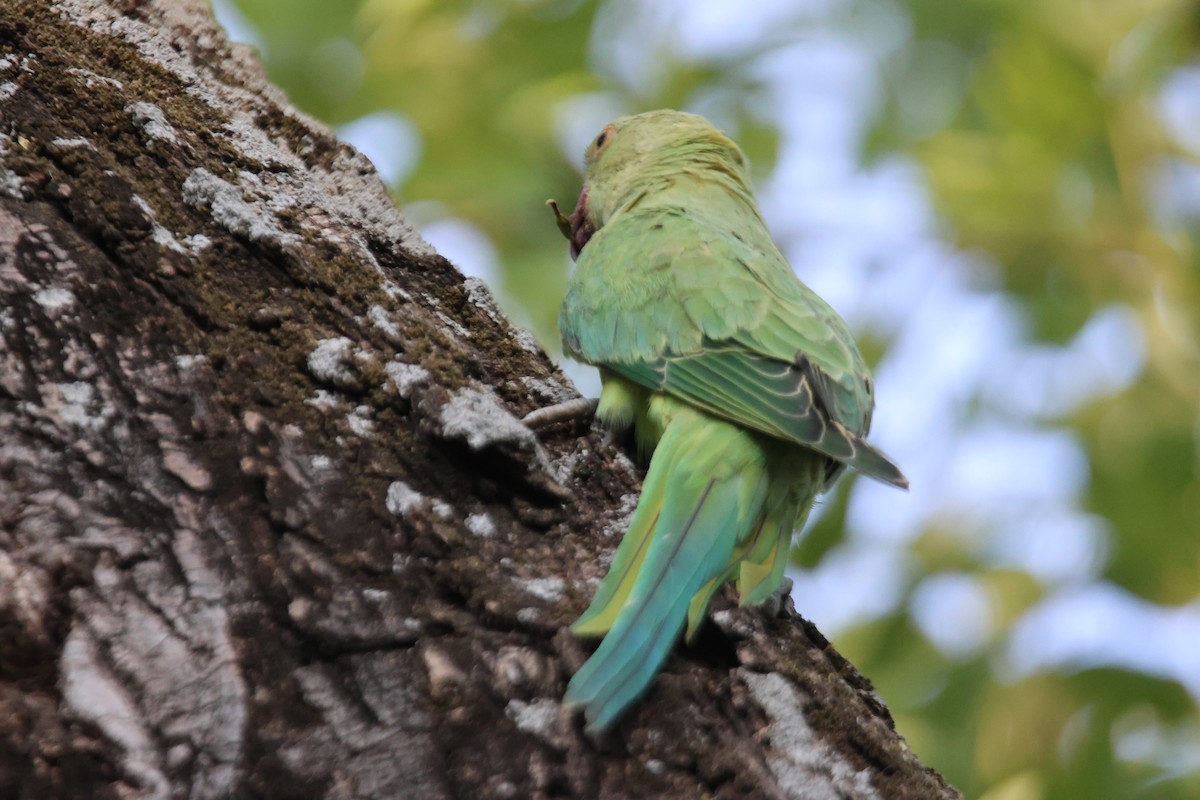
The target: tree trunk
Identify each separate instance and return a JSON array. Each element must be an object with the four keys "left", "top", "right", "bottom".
[{"left": 0, "top": 2, "right": 961, "bottom": 798}]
